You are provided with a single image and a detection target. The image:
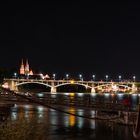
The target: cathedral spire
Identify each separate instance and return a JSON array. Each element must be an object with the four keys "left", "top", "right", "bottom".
[
  {"left": 25, "top": 59, "right": 29, "bottom": 75},
  {"left": 19, "top": 59, "right": 33, "bottom": 75},
  {"left": 20, "top": 59, "right": 25, "bottom": 75}
]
